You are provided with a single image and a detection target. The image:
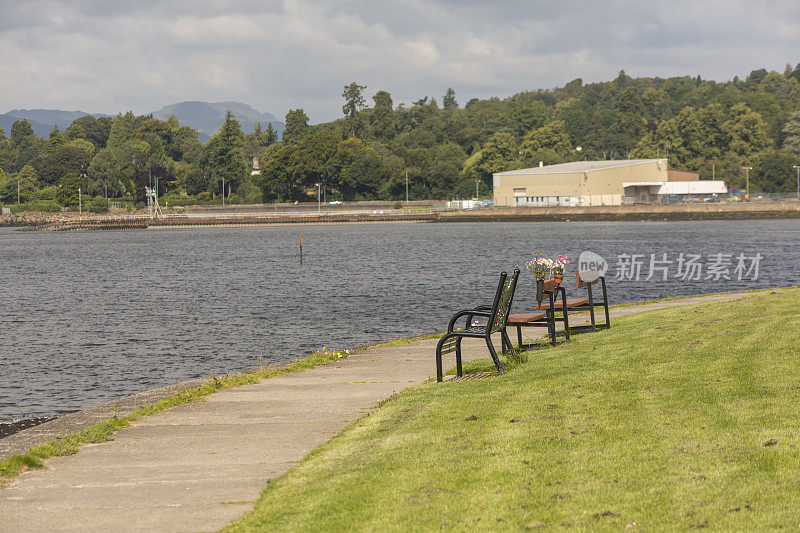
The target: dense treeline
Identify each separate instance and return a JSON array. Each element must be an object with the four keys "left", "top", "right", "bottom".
[{"left": 3, "top": 64, "right": 800, "bottom": 210}]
